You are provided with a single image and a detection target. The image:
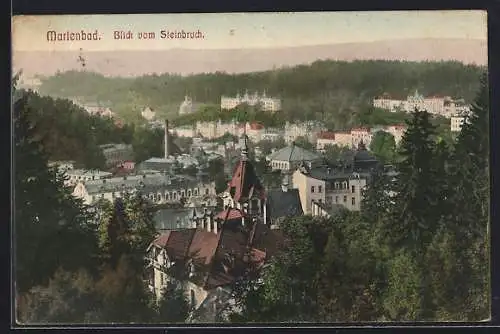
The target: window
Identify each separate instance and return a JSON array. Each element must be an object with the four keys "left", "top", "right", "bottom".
[
  {"left": 352, "top": 197, "right": 356, "bottom": 206},
  {"left": 318, "top": 185, "right": 322, "bottom": 193},
  {"left": 311, "top": 186, "right": 315, "bottom": 193},
  {"left": 351, "top": 185, "right": 355, "bottom": 193},
  {"left": 318, "top": 199, "right": 322, "bottom": 204},
  {"left": 205, "top": 188, "right": 209, "bottom": 195},
  {"left": 335, "top": 196, "right": 339, "bottom": 203},
  {"left": 343, "top": 196, "right": 347, "bottom": 203},
  {"left": 190, "top": 289, "right": 196, "bottom": 307}
]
